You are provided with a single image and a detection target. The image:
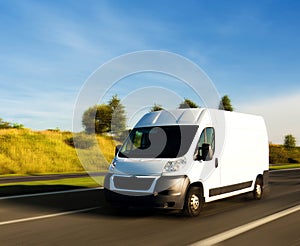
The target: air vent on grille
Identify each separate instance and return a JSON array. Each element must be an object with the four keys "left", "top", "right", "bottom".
[{"left": 113, "top": 176, "right": 154, "bottom": 190}]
